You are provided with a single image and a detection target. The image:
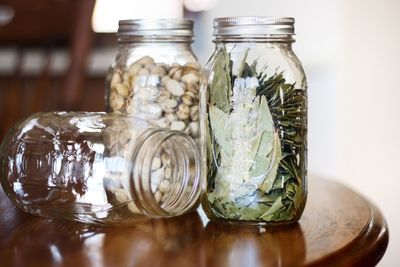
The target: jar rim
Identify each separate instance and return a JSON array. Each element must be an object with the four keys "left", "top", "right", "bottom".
[{"left": 129, "top": 128, "right": 202, "bottom": 217}]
